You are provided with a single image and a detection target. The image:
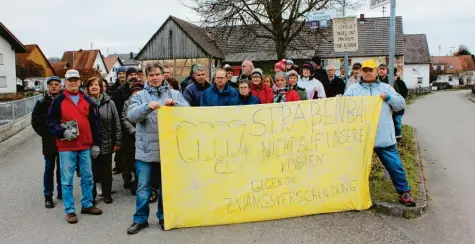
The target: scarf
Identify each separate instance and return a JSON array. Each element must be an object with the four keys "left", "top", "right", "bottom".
[
  {"left": 273, "top": 84, "right": 292, "bottom": 103},
  {"left": 91, "top": 94, "right": 103, "bottom": 106}
]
